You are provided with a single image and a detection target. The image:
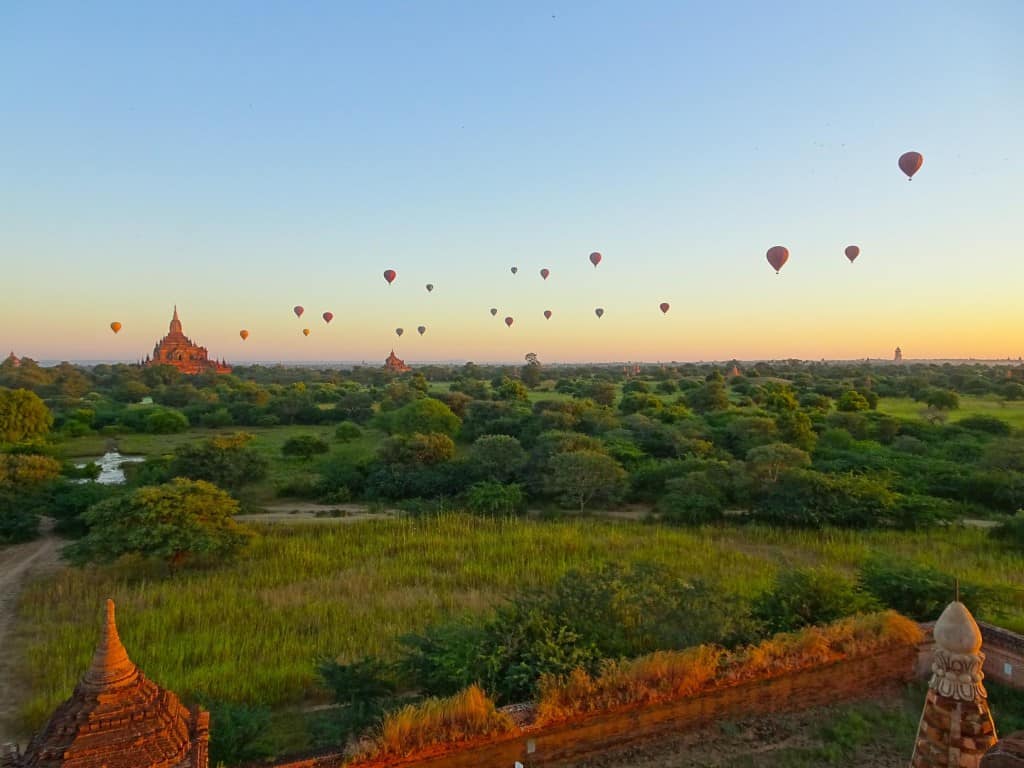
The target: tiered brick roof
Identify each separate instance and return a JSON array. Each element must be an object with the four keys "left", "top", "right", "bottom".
[
  {"left": 15, "top": 600, "right": 208, "bottom": 768},
  {"left": 146, "top": 307, "right": 230, "bottom": 375}
]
